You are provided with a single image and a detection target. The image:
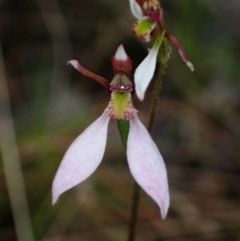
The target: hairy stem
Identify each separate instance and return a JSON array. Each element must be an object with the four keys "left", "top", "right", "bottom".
[
  {"left": 148, "top": 63, "right": 166, "bottom": 132},
  {"left": 127, "top": 181, "right": 140, "bottom": 241},
  {"left": 127, "top": 63, "right": 167, "bottom": 241}
]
